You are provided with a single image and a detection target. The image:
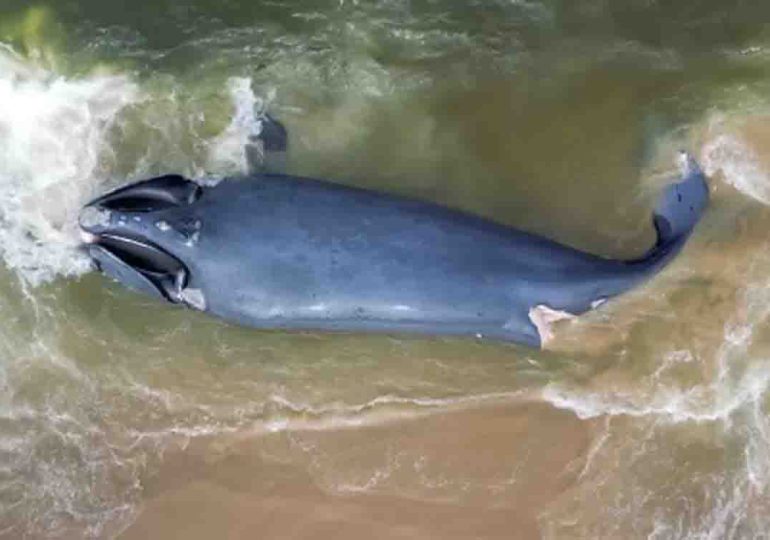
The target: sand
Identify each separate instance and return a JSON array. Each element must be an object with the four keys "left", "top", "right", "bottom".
[{"left": 120, "top": 402, "right": 589, "bottom": 540}]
